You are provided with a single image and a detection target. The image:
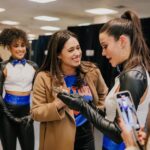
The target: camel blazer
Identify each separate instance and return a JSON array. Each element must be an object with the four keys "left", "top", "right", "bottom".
[{"left": 31, "top": 61, "right": 108, "bottom": 150}]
